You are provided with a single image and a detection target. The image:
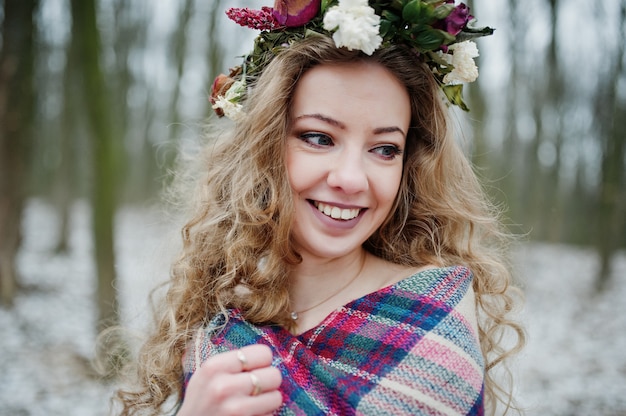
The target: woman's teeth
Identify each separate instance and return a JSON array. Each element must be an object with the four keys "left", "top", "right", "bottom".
[{"left": 314, "top": 202, "right": 361, "bottom": 220}]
